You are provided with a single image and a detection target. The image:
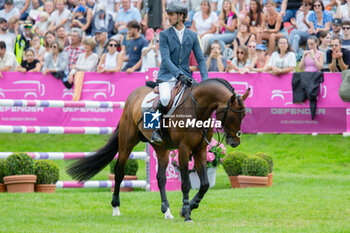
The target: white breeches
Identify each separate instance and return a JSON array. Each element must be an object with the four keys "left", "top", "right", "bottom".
[{"left": 158, "top": 77, "right": 177, "bottom": 106}]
